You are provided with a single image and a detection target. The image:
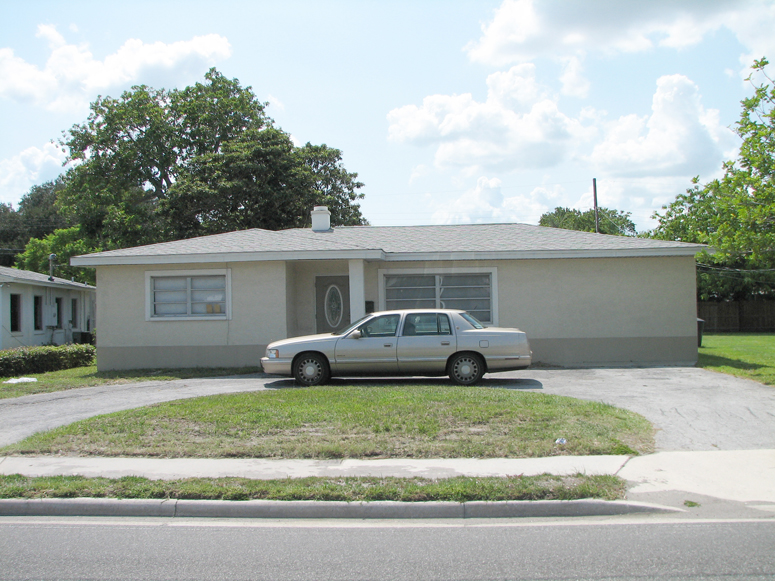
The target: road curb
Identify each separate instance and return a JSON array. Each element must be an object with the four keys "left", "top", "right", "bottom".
[{"left": 0, "top": 498, "right": 682, "bottom": 519}]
